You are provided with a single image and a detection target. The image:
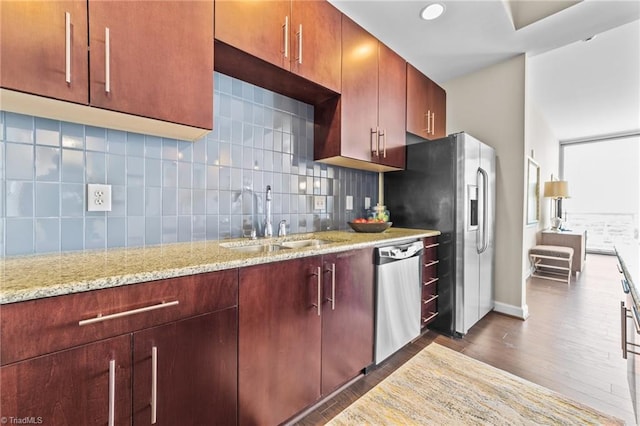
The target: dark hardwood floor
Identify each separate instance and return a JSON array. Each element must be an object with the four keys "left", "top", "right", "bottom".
[{"left": 294, "top": 254, "right": 636, "bottom": 425}]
